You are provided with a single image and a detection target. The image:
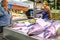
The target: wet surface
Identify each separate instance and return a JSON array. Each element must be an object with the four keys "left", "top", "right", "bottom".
[
  {"left": 0, "top": 33, "right": 7, "bottom": 40},
  {"left": 0, "top": 33, "right": 60, "bottom": 40}
]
